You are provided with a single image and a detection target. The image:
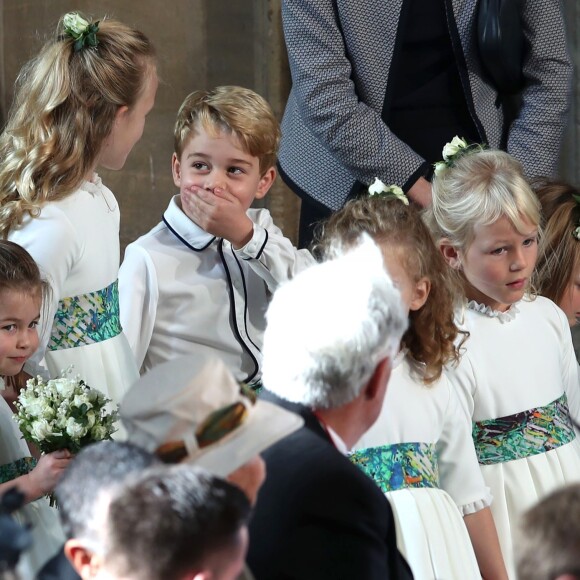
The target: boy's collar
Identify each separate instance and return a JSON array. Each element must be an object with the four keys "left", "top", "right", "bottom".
[{"left": 163, "top": 195, "right": 216, "bottom": 250}]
